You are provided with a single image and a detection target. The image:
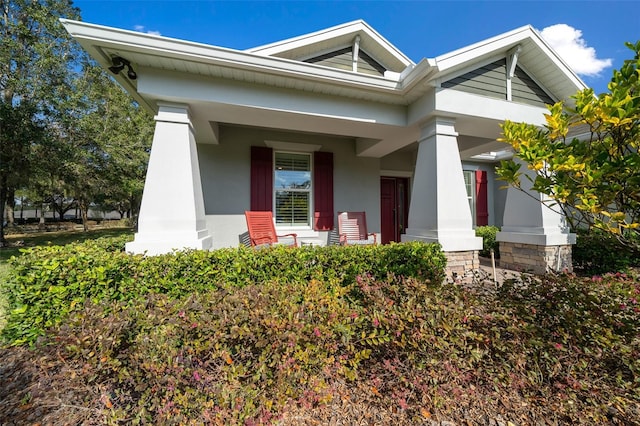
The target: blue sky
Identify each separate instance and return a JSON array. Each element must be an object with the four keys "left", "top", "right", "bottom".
[{"left": 72, "top": 1, "right": 639, "bottom": 95}]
